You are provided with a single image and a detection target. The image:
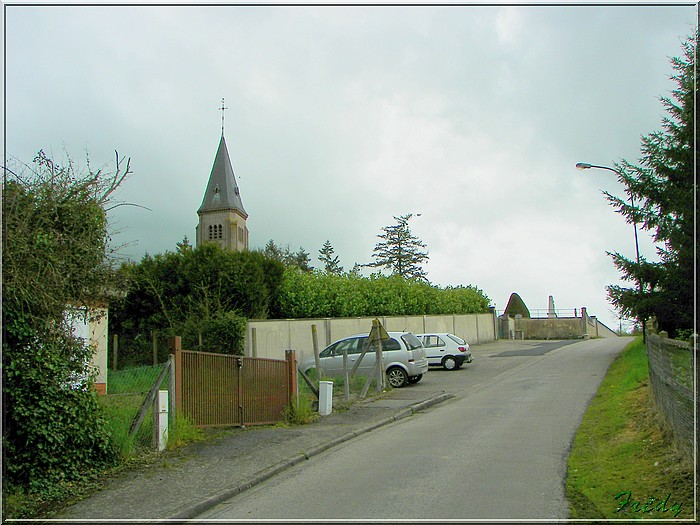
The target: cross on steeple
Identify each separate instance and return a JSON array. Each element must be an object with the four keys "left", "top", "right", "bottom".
[{"left": 219, "top": 98, "right": 228, "bottom": 136}]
